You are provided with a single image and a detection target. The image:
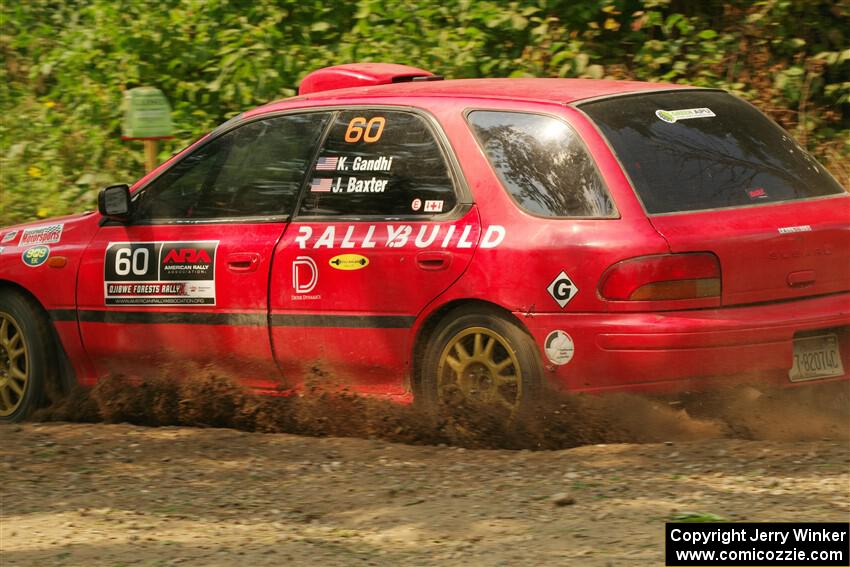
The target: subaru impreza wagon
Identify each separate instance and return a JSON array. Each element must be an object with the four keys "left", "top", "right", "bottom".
[{"left": 1, "top": 63, "right": 847, "bottom": 421}]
